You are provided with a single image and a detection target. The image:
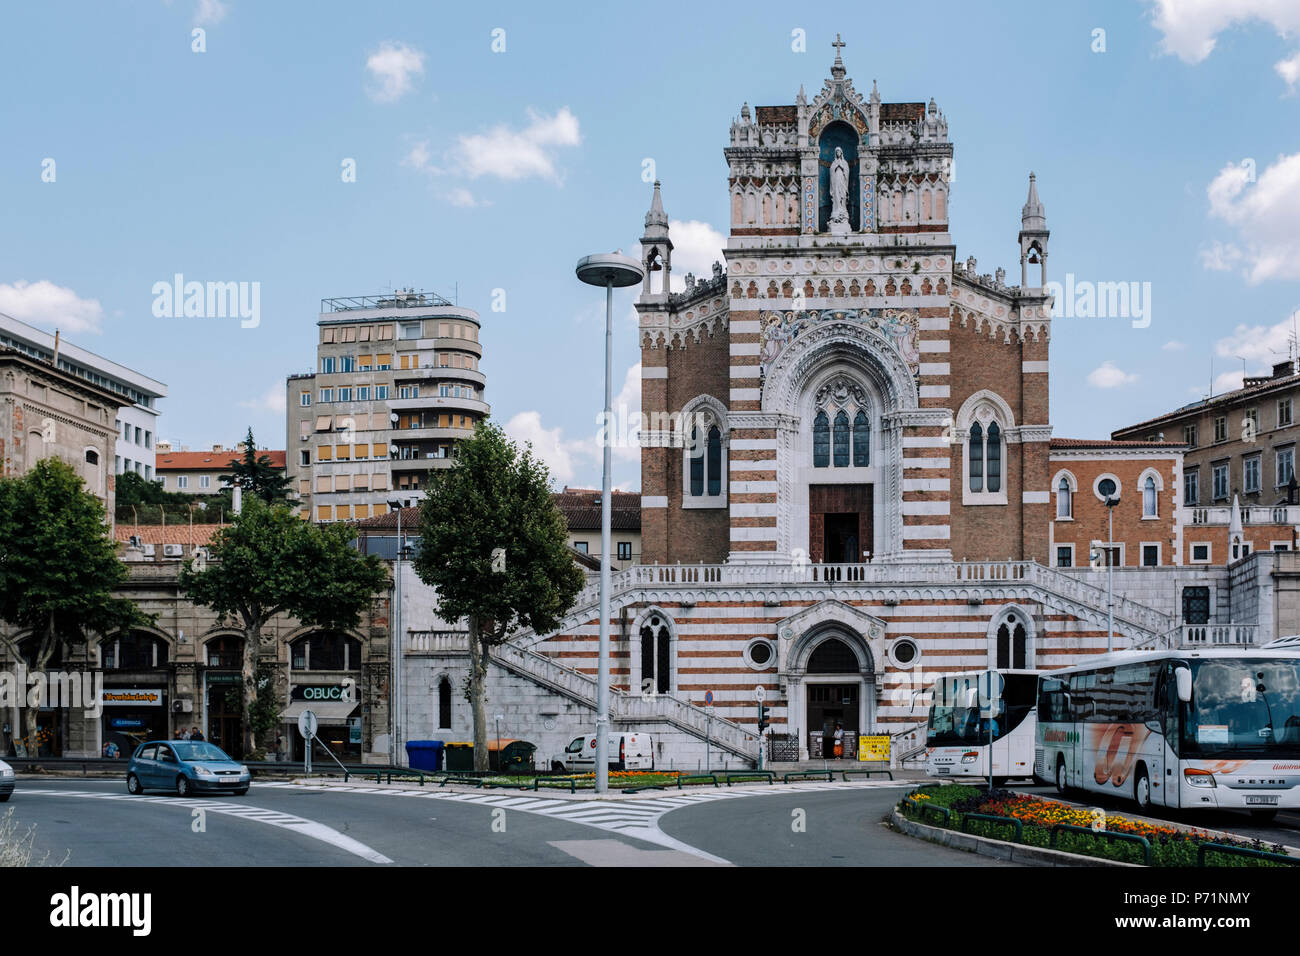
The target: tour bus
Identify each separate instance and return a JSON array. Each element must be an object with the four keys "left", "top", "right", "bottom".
[
  {"left": 926, "top": 669, "right": 1039, "bottom": 784},
  {"left": 1035, "top": 642, "right": 1300, "bottom": 819}
]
